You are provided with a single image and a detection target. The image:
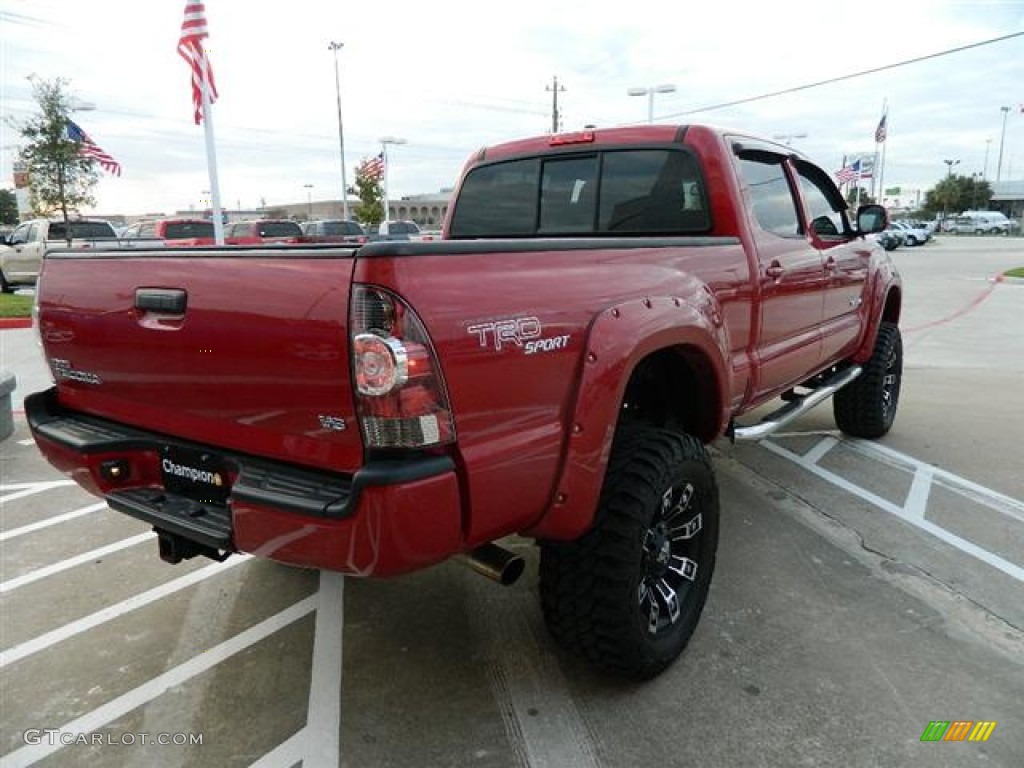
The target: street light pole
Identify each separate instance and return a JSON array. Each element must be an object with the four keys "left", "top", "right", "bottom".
[
  {"left": 944, "top": 158, "right": 960, "bottom": 179},
  {"left": 996, "top": 106, "right": 1011, "bottom": 183},
  {"left": 303, "top": 183, "right": 313, "bottom": 220},
  {"left": 627, "top": 84, "right": 676, "bottom": 124},
  {"left": 329, "top": 42, "right": 350, "bottom": 220},
  {"left": 983, "top": 138, "right": 992, "bottom": 180},
  {"left": 379, "top": 137, "right": 406, "bottom": 233}
]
